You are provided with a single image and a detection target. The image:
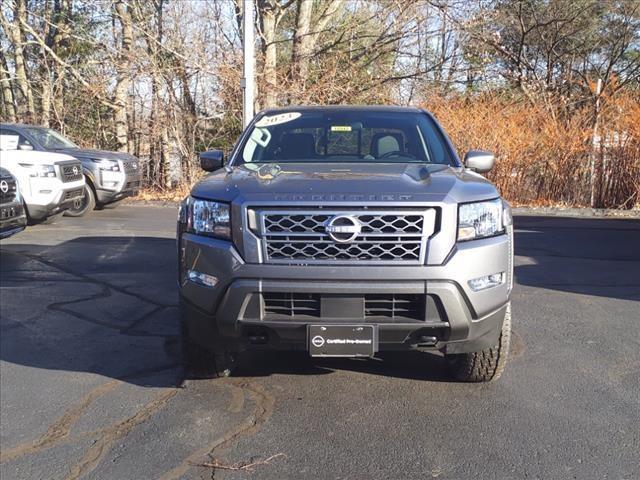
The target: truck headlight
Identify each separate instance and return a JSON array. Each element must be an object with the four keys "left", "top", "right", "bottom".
[
  {"left": 458, "top": 198, "right": 504, "bottom": 241},
  {"left": 91, "top": 158, "right": 120, "bottom": 172},
  {"left": 179, "top": 197, "right": 231, "bottom": 239},
  {"left": 19, "top": 163, "right": 56, "bottom": 178}
]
